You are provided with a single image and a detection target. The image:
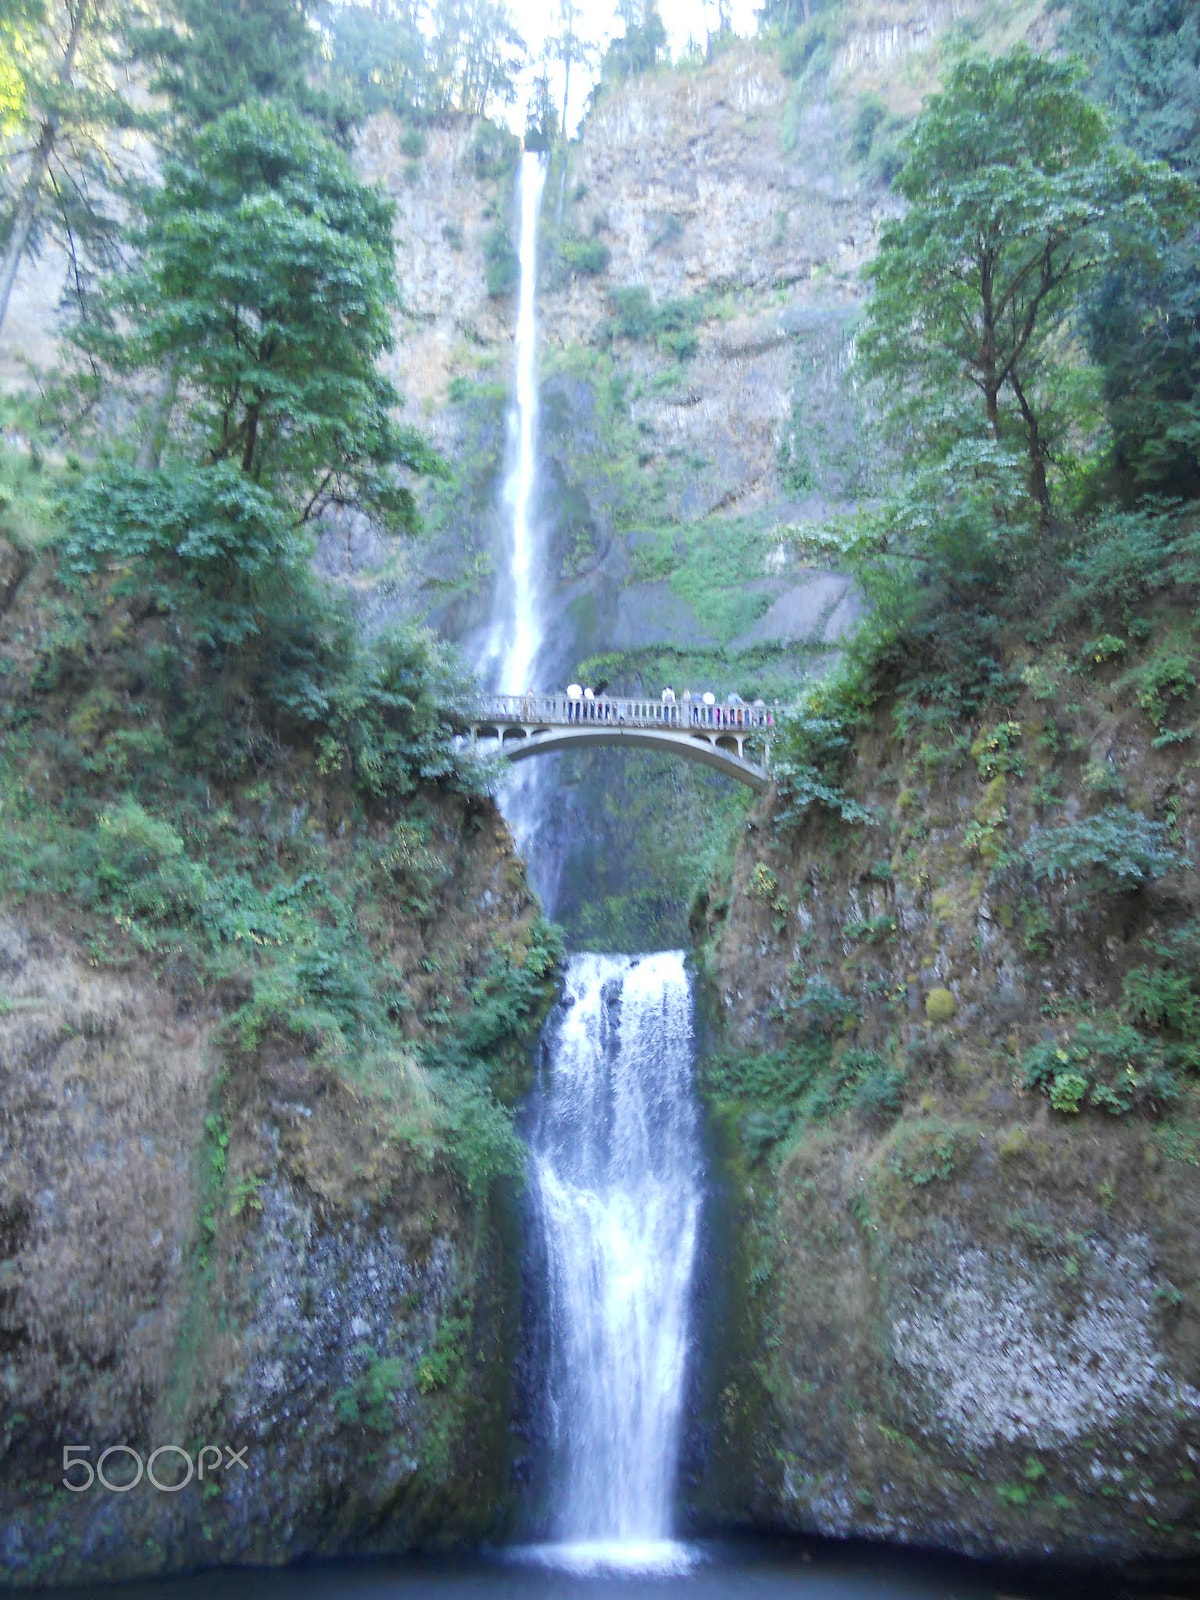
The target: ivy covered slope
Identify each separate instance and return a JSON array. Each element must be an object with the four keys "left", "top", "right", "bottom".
[
  {"left": 691, "top": 41, "right": 1200, "bottom": 1563},
  {"left": 0, "top": 97, "right": 560, "bottom": 1592}
]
